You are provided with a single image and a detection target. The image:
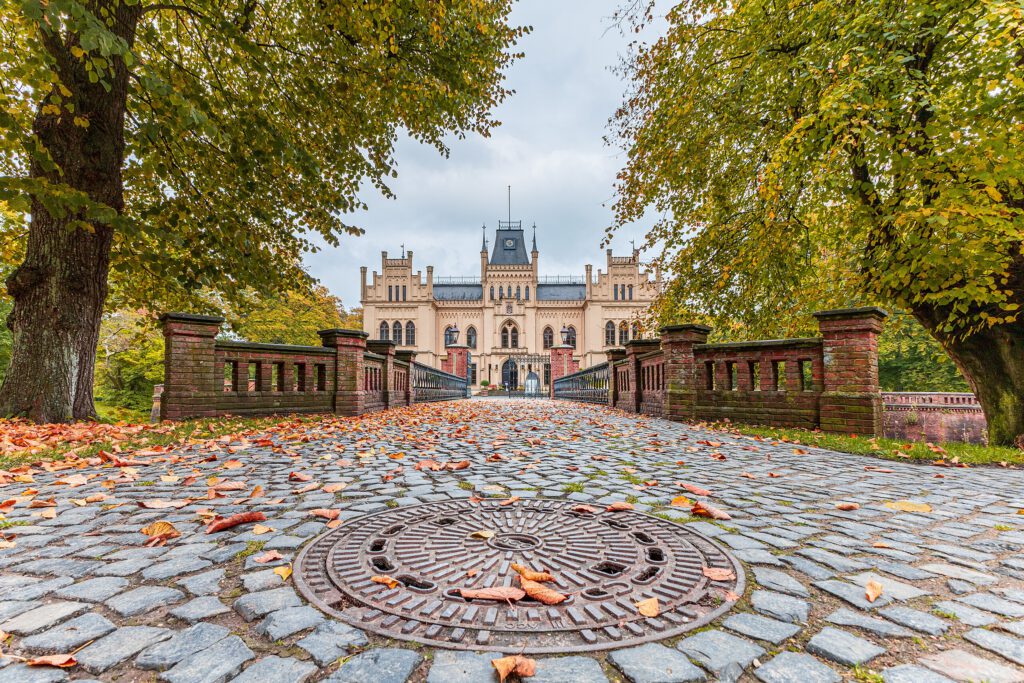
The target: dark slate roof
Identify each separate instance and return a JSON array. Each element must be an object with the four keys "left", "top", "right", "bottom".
[
  {"left": 537, "top": 283, "right": 586, "bottom": 301},
  {"left": 490, "top": 228, "right": 531, "bottom": 266},
  {"left": 433, "top": 284, "right": 483, "bottom": 301}
]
